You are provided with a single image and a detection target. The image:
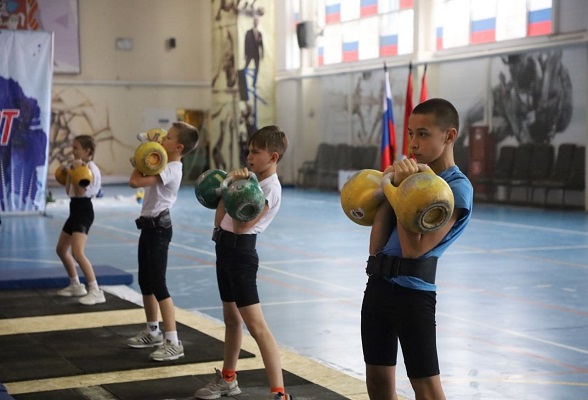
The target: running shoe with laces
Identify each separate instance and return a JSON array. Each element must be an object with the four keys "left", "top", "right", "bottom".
[
  {"left": 126, "top": 330, "right": 164, "bottom": 348},
  {"left": 269, "top": 392, "right": 293, "bottom": 400},
  {"left": 79, "top": 289, "right": 106, "bottom": 305},
  {"left": 56, "top": 284, "right": 87, "bottom": 297},
  {"left": 150, "top": 339, "right": 184, "bottom": 361},
  {"left": 194, "top": 368, "right": 241, "bottom": 399}
]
